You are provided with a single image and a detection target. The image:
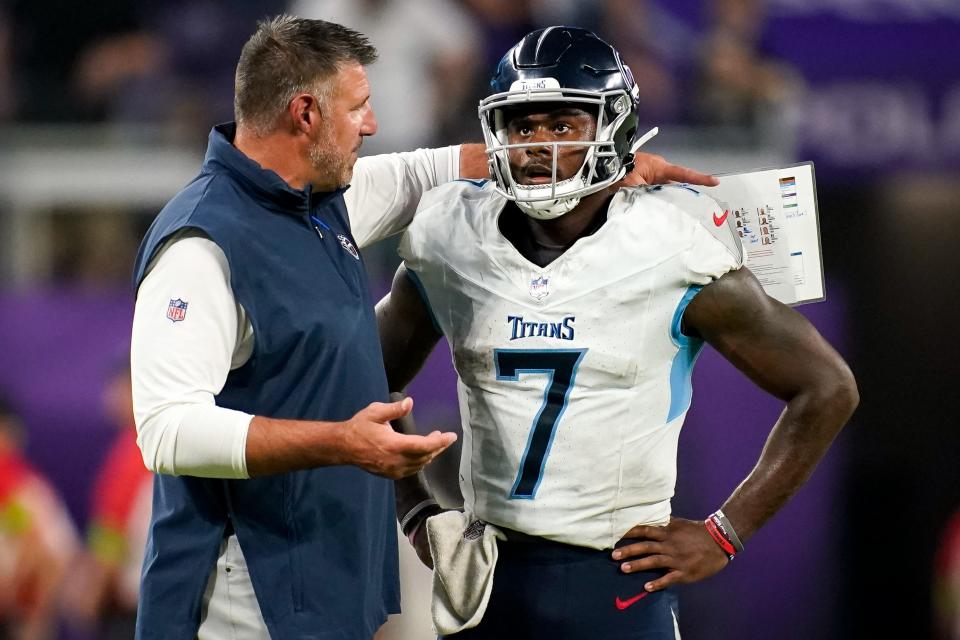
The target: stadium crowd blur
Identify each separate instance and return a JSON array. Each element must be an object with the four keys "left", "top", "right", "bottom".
[{"left": 0, "top": 1, "right": 958, "bottom": 639}]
